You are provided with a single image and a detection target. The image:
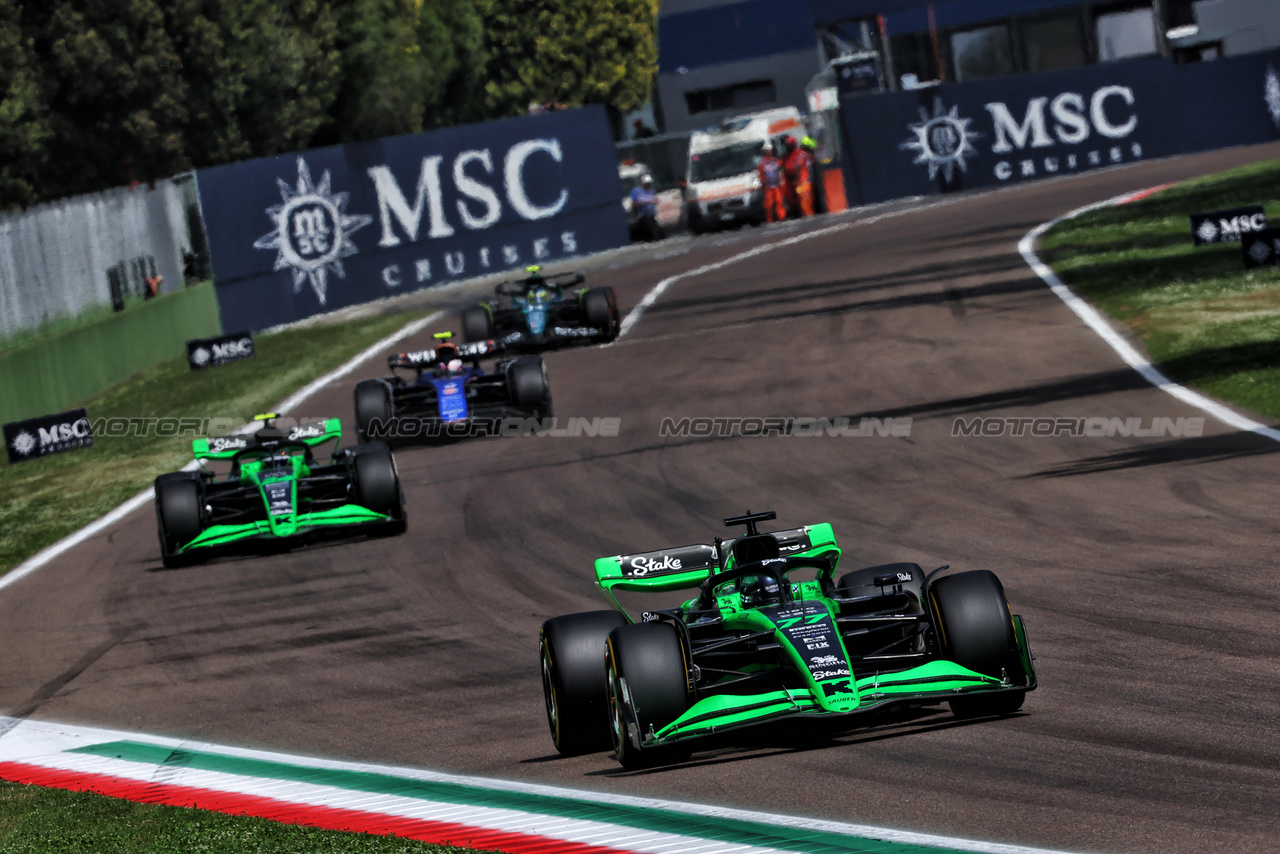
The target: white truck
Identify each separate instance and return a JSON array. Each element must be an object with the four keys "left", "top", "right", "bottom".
[{"left": 683, "top": 107, "right": 804, "bottom": 234}]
